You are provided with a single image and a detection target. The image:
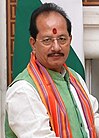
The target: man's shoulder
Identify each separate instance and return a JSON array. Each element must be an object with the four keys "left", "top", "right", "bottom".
[{"left": 9, "top": 68, "right": 35, "bottom": 88}]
